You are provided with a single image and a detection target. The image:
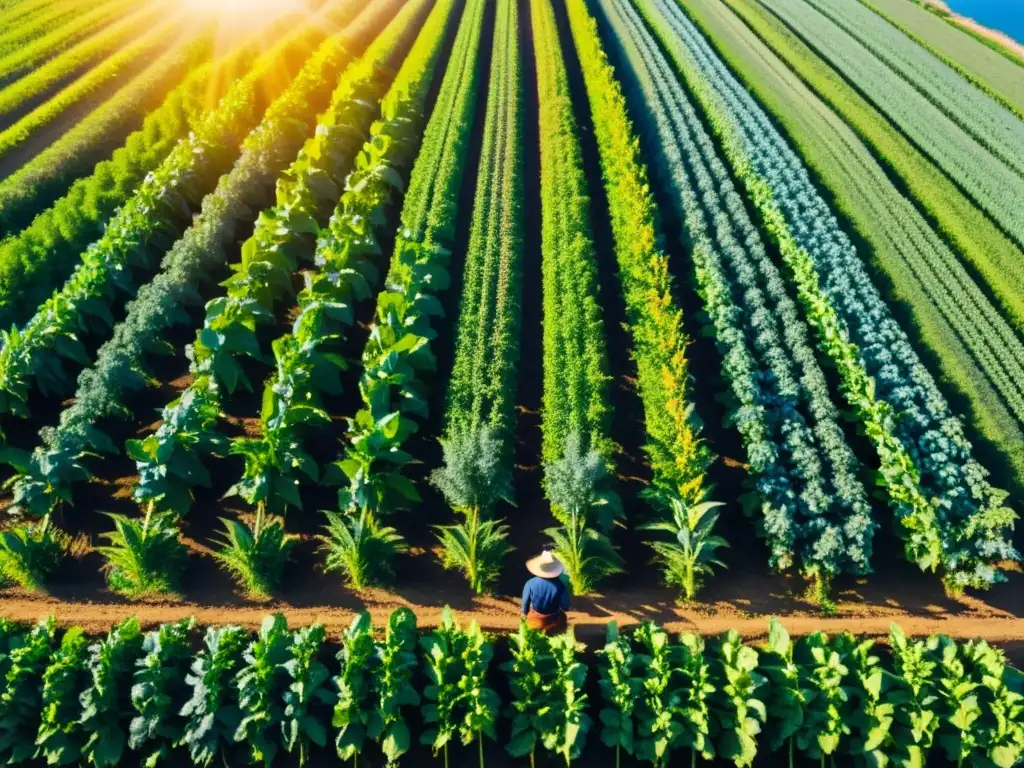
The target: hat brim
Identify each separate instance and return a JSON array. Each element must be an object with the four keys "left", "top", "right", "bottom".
[{"left": 526, "top": 557, "right": 565, "bottom": 579}]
